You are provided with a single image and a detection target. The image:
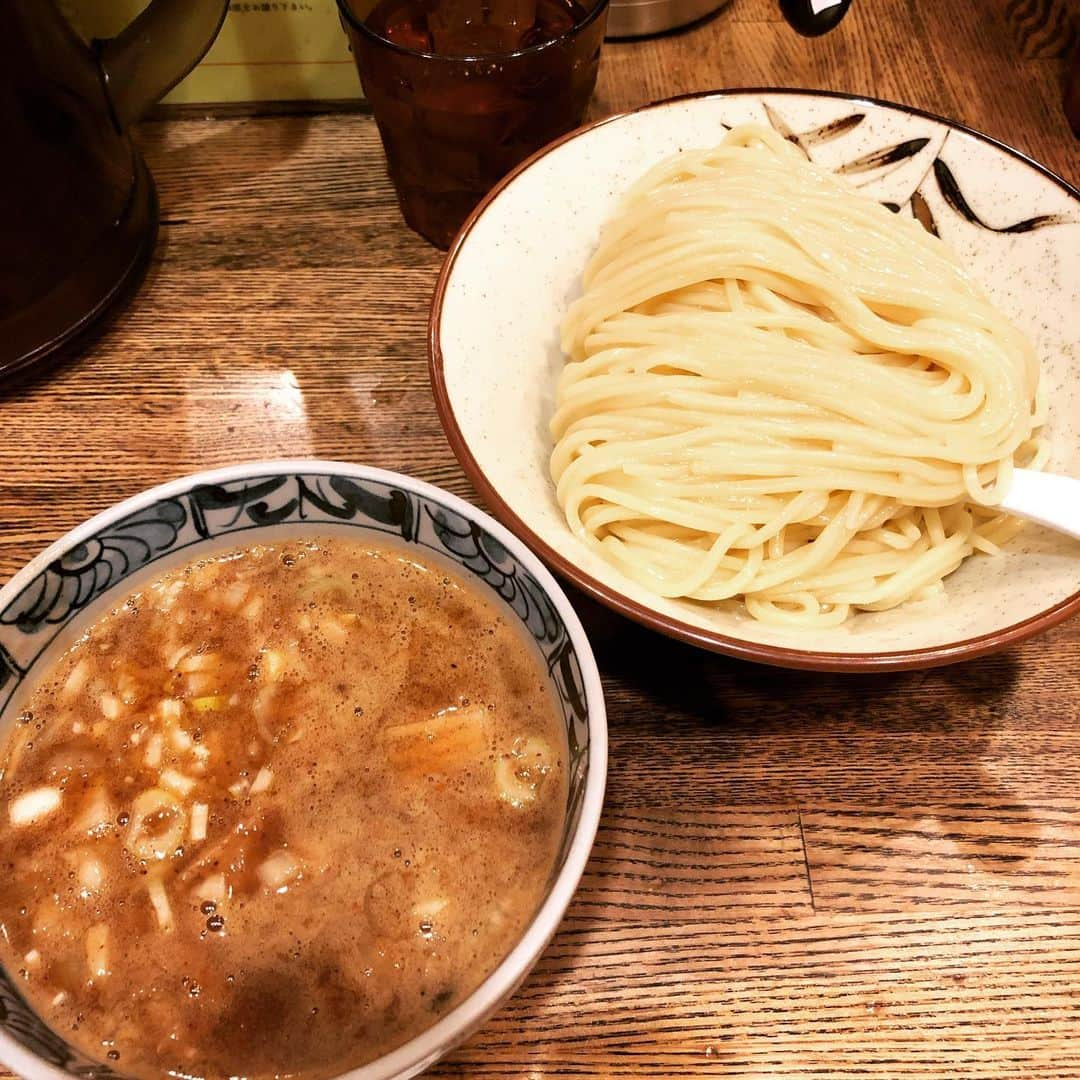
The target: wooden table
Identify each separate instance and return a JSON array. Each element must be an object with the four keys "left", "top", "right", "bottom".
[{"left": 3, "top": 0, "right": 1079, "bottom": 1075}]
